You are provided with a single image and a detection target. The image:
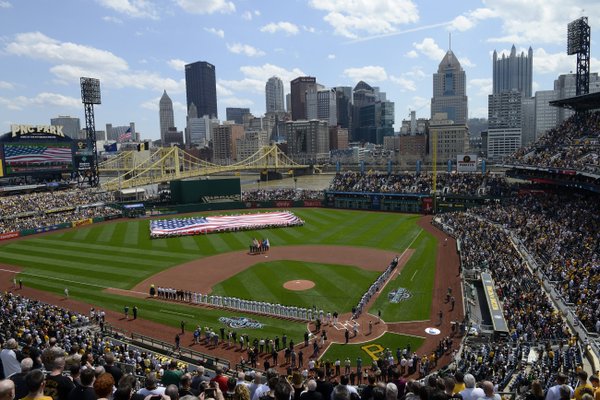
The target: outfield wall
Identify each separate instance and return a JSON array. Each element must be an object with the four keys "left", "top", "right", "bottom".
[{"left": 0, "top": 214, "right": 121, "bottom": 242}]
